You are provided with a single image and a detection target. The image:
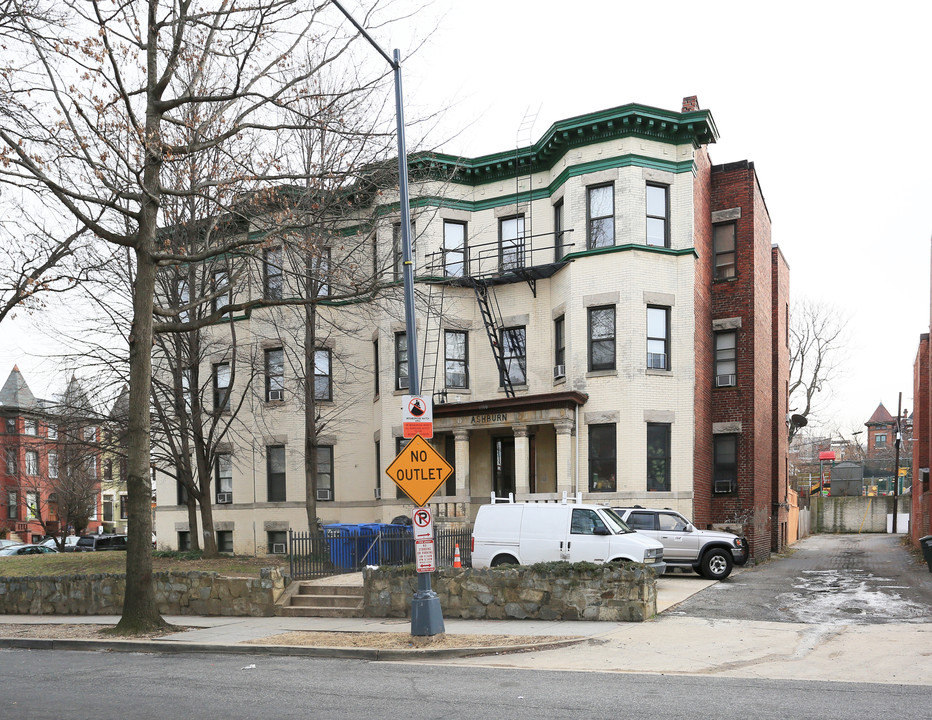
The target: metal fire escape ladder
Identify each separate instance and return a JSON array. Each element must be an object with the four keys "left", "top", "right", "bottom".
[
  {"left": 419, "top": 279, "right": 446, "bottom": 403},
  {"left": 471, "top": 278, "right": 516, "bottom": 398}
]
